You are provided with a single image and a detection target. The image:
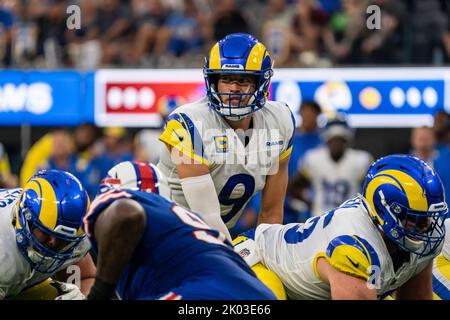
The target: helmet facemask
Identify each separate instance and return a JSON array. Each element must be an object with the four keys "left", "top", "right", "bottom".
[
  {"left": 205, "top": 69, "right": 272, "bottom": 121},
  {"left": 16, "top": 205, "right": 85, "bottom": 274},
  {"left": 376, "top": 189, "right": 447, "bottom": 257},
  {"left": 203, "top": 33, "right": 274, "bottom": 121}
]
